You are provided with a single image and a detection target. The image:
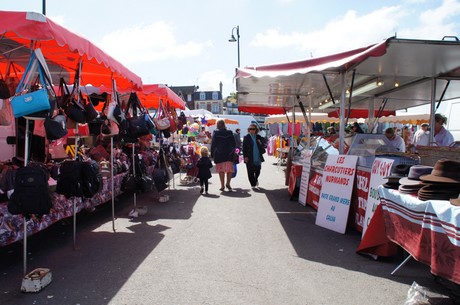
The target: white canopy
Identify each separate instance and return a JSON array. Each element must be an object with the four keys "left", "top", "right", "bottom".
[{"left": 264, "top": 112, "right": 362, "bottom": 124}]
